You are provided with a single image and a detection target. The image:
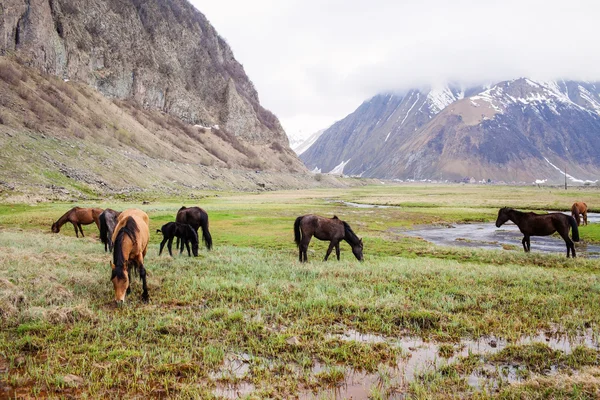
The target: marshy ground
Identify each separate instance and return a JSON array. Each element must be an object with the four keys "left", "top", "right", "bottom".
[{"left": 1, "top": 184, "right": 600, "bottom": 399}]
